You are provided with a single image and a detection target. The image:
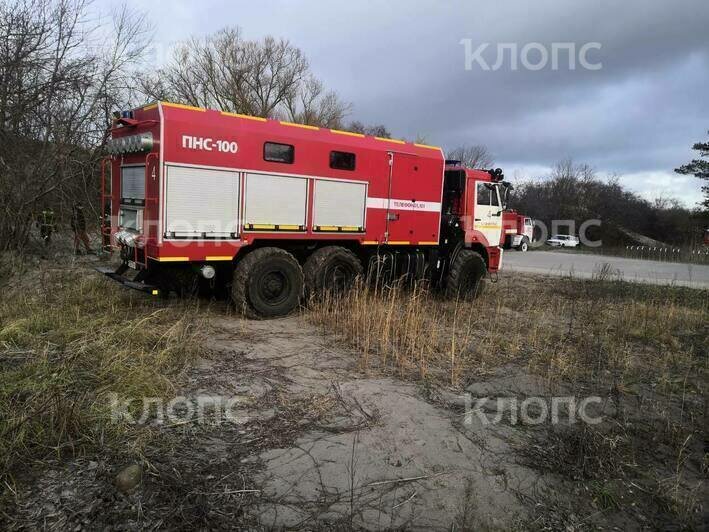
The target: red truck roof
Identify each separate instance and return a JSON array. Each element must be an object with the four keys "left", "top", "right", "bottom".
[{"left": 129, "top": 101, "right": 445, "bottom": 164}]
